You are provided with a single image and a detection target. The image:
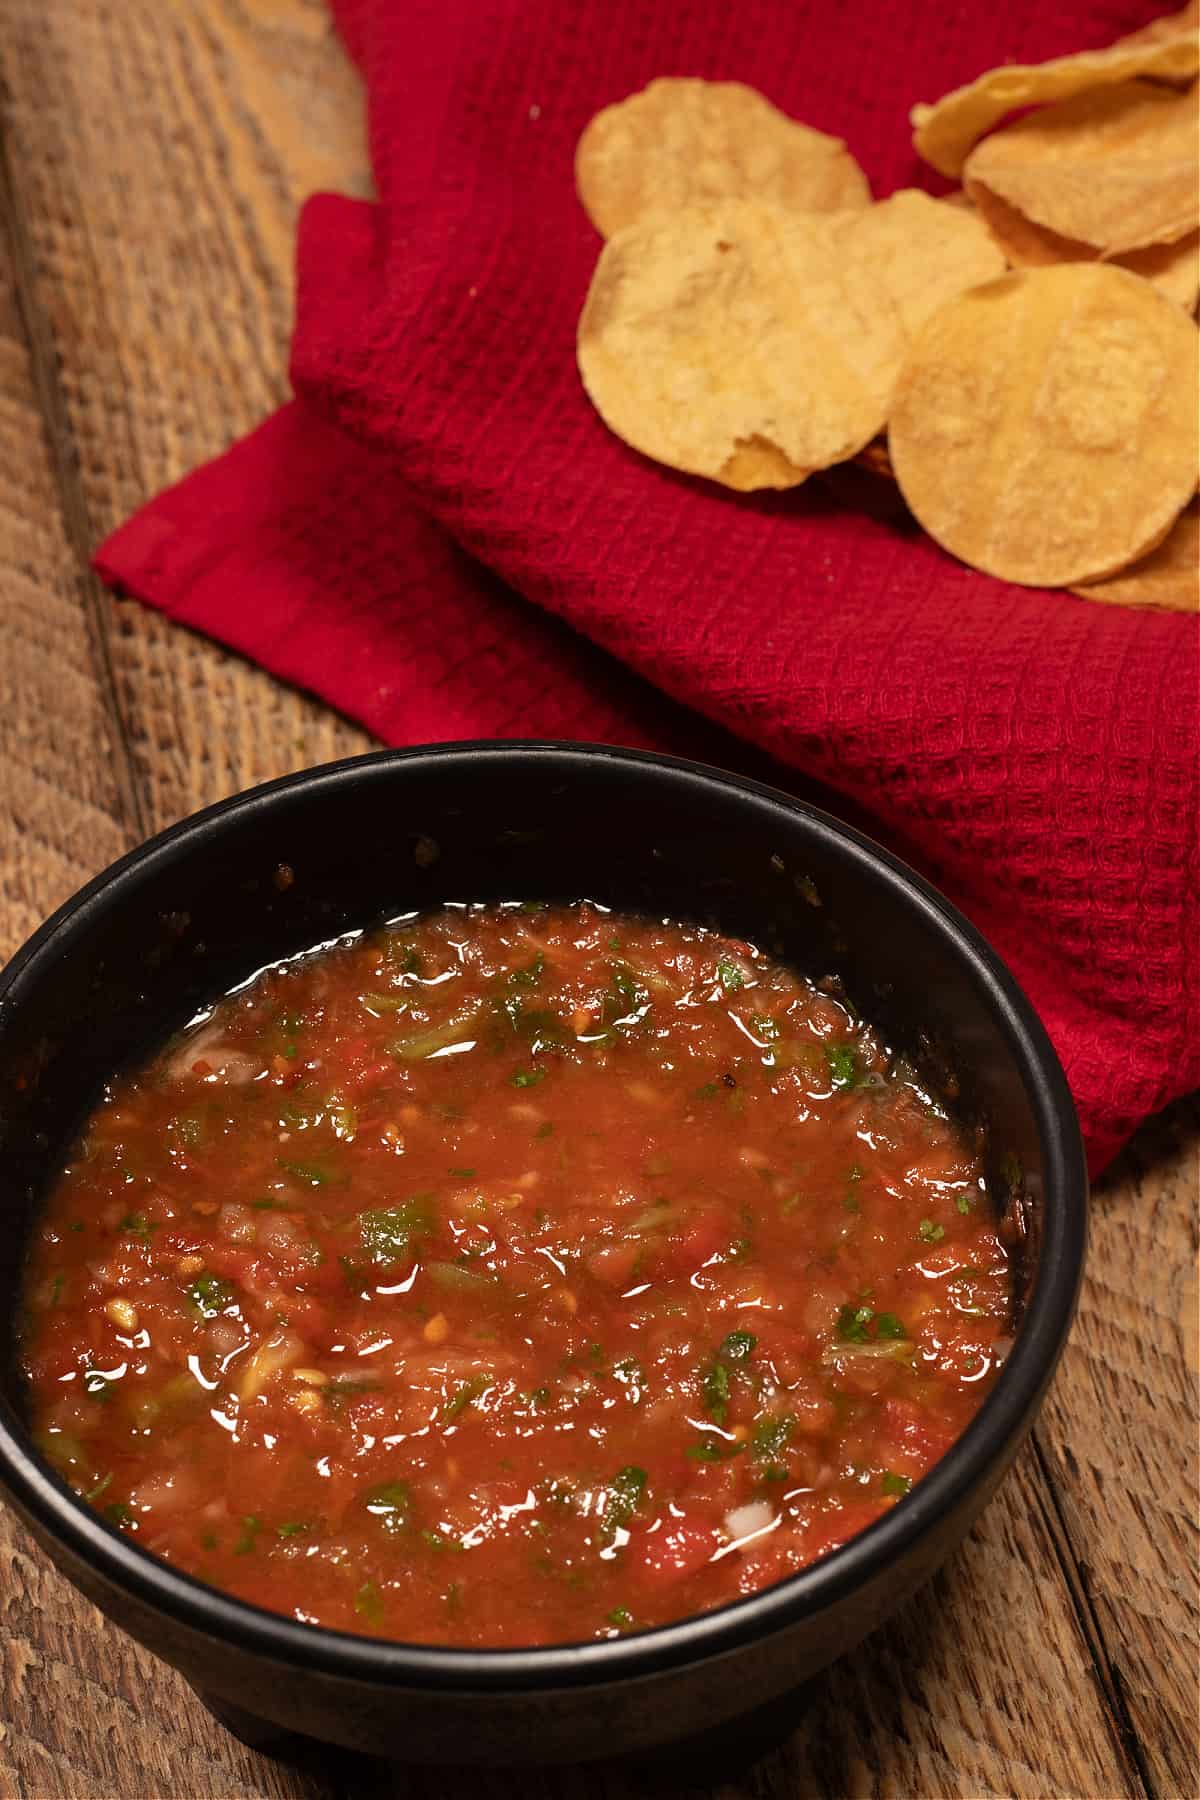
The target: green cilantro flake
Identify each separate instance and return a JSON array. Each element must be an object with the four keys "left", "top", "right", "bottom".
[
  {"left": 420, "top": 1529, "right": 459, "bottom": 1553},
  {"left": 442, "top": 1374, "right": 491, "bottom": 1422},
  {"left": 717, "top": 960, "right": 745, "bottom": 993},
  {"left": 508, "top": 953, "right": 545, "bottom": 988},
  {"left": 364, "top": 1481, "right": 411, "bottom": 1534},
  {"left": 234, "top": 1515, "right": 262, "bottom": 1555},
  {"left": 875, "top": 1312, "right": 908, "bottom": 1340},
  {"left": 824, "top": 1044, "right": 861, "bottom": 1090},
  {"left": 718, "top": 1330, "right": 757, "bottom": 1363},
  {"left": 354, "top": 1580, "right": 384, "bottom": 1625},
  {"left": 278, "top": 1158, "right": 339, "bottom": 1186},
  {"left": 836, "top": 1303, "right": 874, "bottom": 1343},
  {"left": 918, "top": 1218, "right": 946, "bottom": 1243},
  {"left": 752, "top": 1415, "right": 793, "bottom": 1463},
  {"left": 600, "top": 1466, "right": 646, "bottom": 1539},
  {"left": 186, "top": 1274, "right": 237, "bottom": 1319},
  {"left": 118, "top": 1212, "right": 155, "bottom": 1240},
  {"left": 358, "top": 1196, "right": 433, "bottom": 1264},
  {"left": 511, "top": 1067, "right": 546, "bottom": 1089},
  {"left": 881, "top": 1471, "right": 912, "bottom": 1497},
  {"left": 956, "top": 1193, "right": 973, "bottom": 1215},
  {"left": 703, "top": 1360, "right": 731, "bottom": 1424}
]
